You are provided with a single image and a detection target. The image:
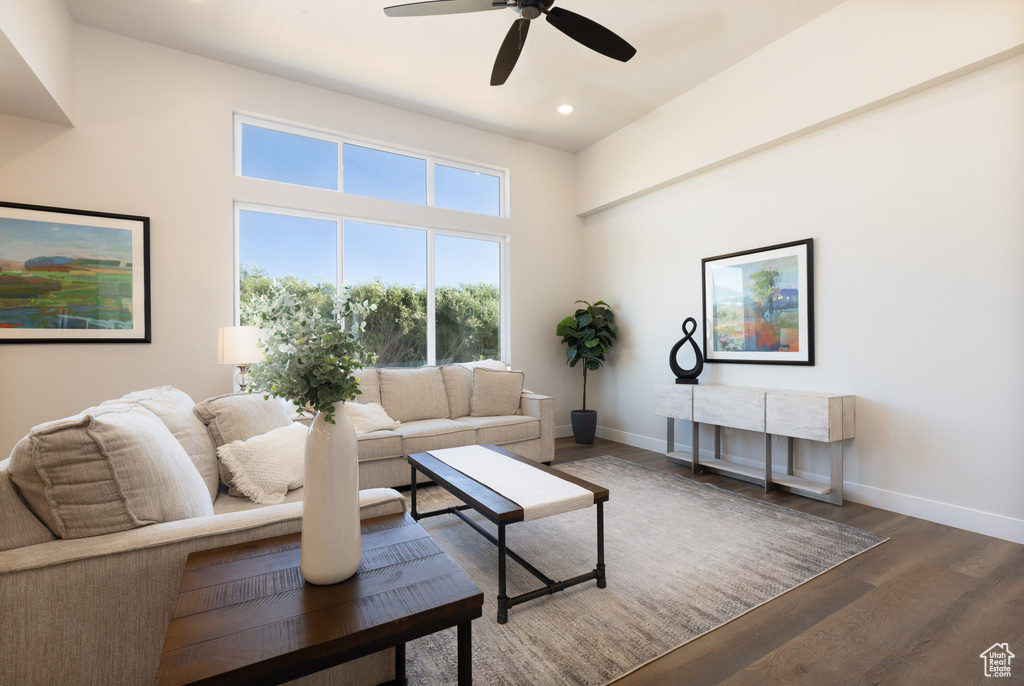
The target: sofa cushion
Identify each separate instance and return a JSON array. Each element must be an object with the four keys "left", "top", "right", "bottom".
[
  {"left": 441, "top": 364, "right": 472, "bottom": 419},
  {"left": 354, "top": 368, "right": 381, "bottom": 405},
  {"left": 344, "top": 402, "right": 400, "bottom": 434},
  {"left": 8, "top": 405, "right": 213, "bottom": 539},
  {"left": 105, "top": 386, "right": 220, "bottom": 501},
  {"left": 356, "top": 430, "right": 404, "bottom": 462},
  {"left": 216, "top": 423, "right": 306, "bottom": 505},
  {"left": 193, "top": 393, "right": 294, "bottom": 446},
  {"left": 0, "top": 457, "right": 56, "bottom": 551},
  {"left": 379, "top": 367, "right": 450, "bottom": 423},
  {"left": 470, "top": 368, "right": 525, "bottom": 417},
  {"left": 454, "top": 415, "right": 540, "bottom": 444},
  {"left": 392, "top": 418, "right": 476, "bottom": 454}
]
